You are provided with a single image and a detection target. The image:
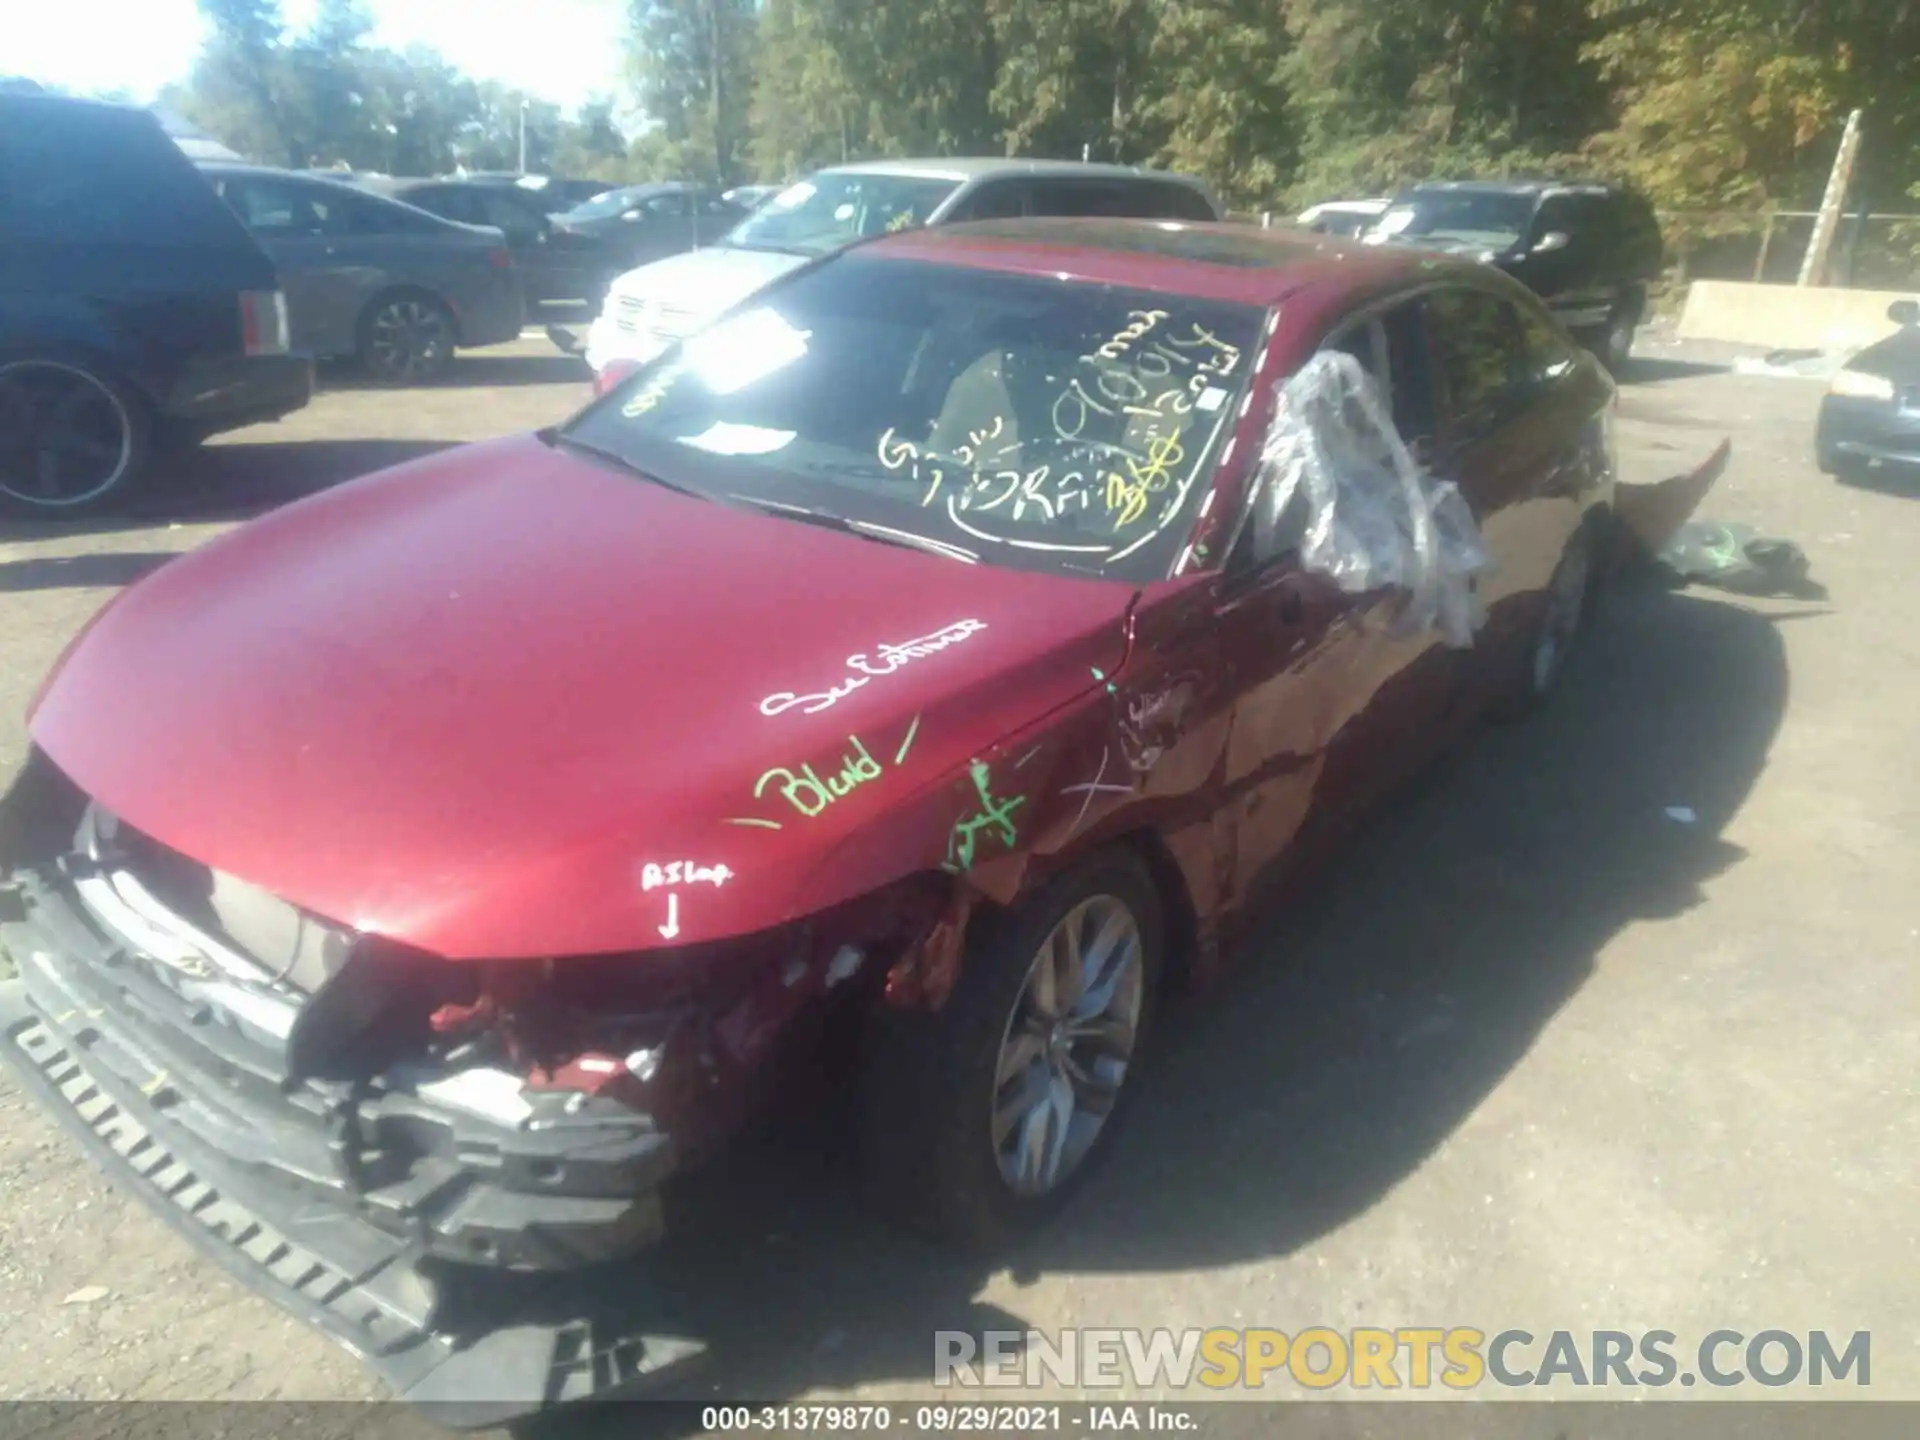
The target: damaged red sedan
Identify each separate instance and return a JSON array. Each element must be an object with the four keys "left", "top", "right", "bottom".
[{"left": 0, "top": 219, "right": 1615, "bottom": 1419}]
